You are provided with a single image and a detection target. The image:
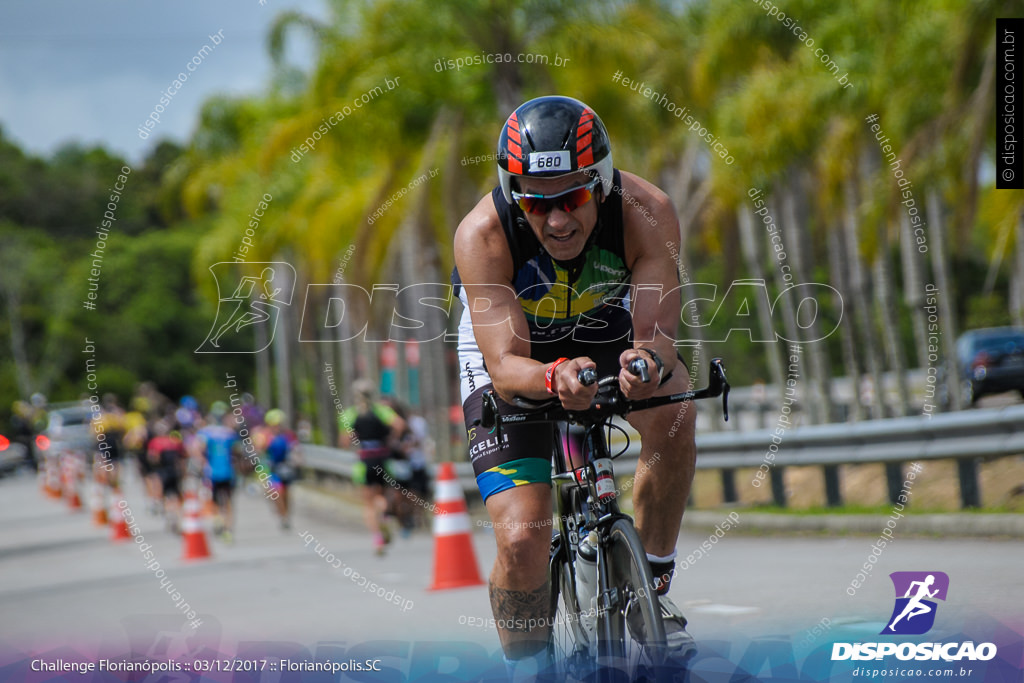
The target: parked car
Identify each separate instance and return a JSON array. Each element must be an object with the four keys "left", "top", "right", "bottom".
[
  {"left": 0, "top": 434, "right": 28, "bottom": 476},
  {"left": 33, "top": 402, "right": 95, "bottom": 466},
  {"left": 953, "top": 327, "right": 1024, "bottom": 405}
]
